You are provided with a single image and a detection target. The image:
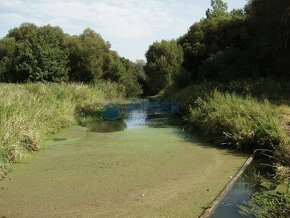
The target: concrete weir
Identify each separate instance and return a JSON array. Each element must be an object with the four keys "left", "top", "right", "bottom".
[{"left": 199, "top": 155, "right": 255, "bottom": 218}]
